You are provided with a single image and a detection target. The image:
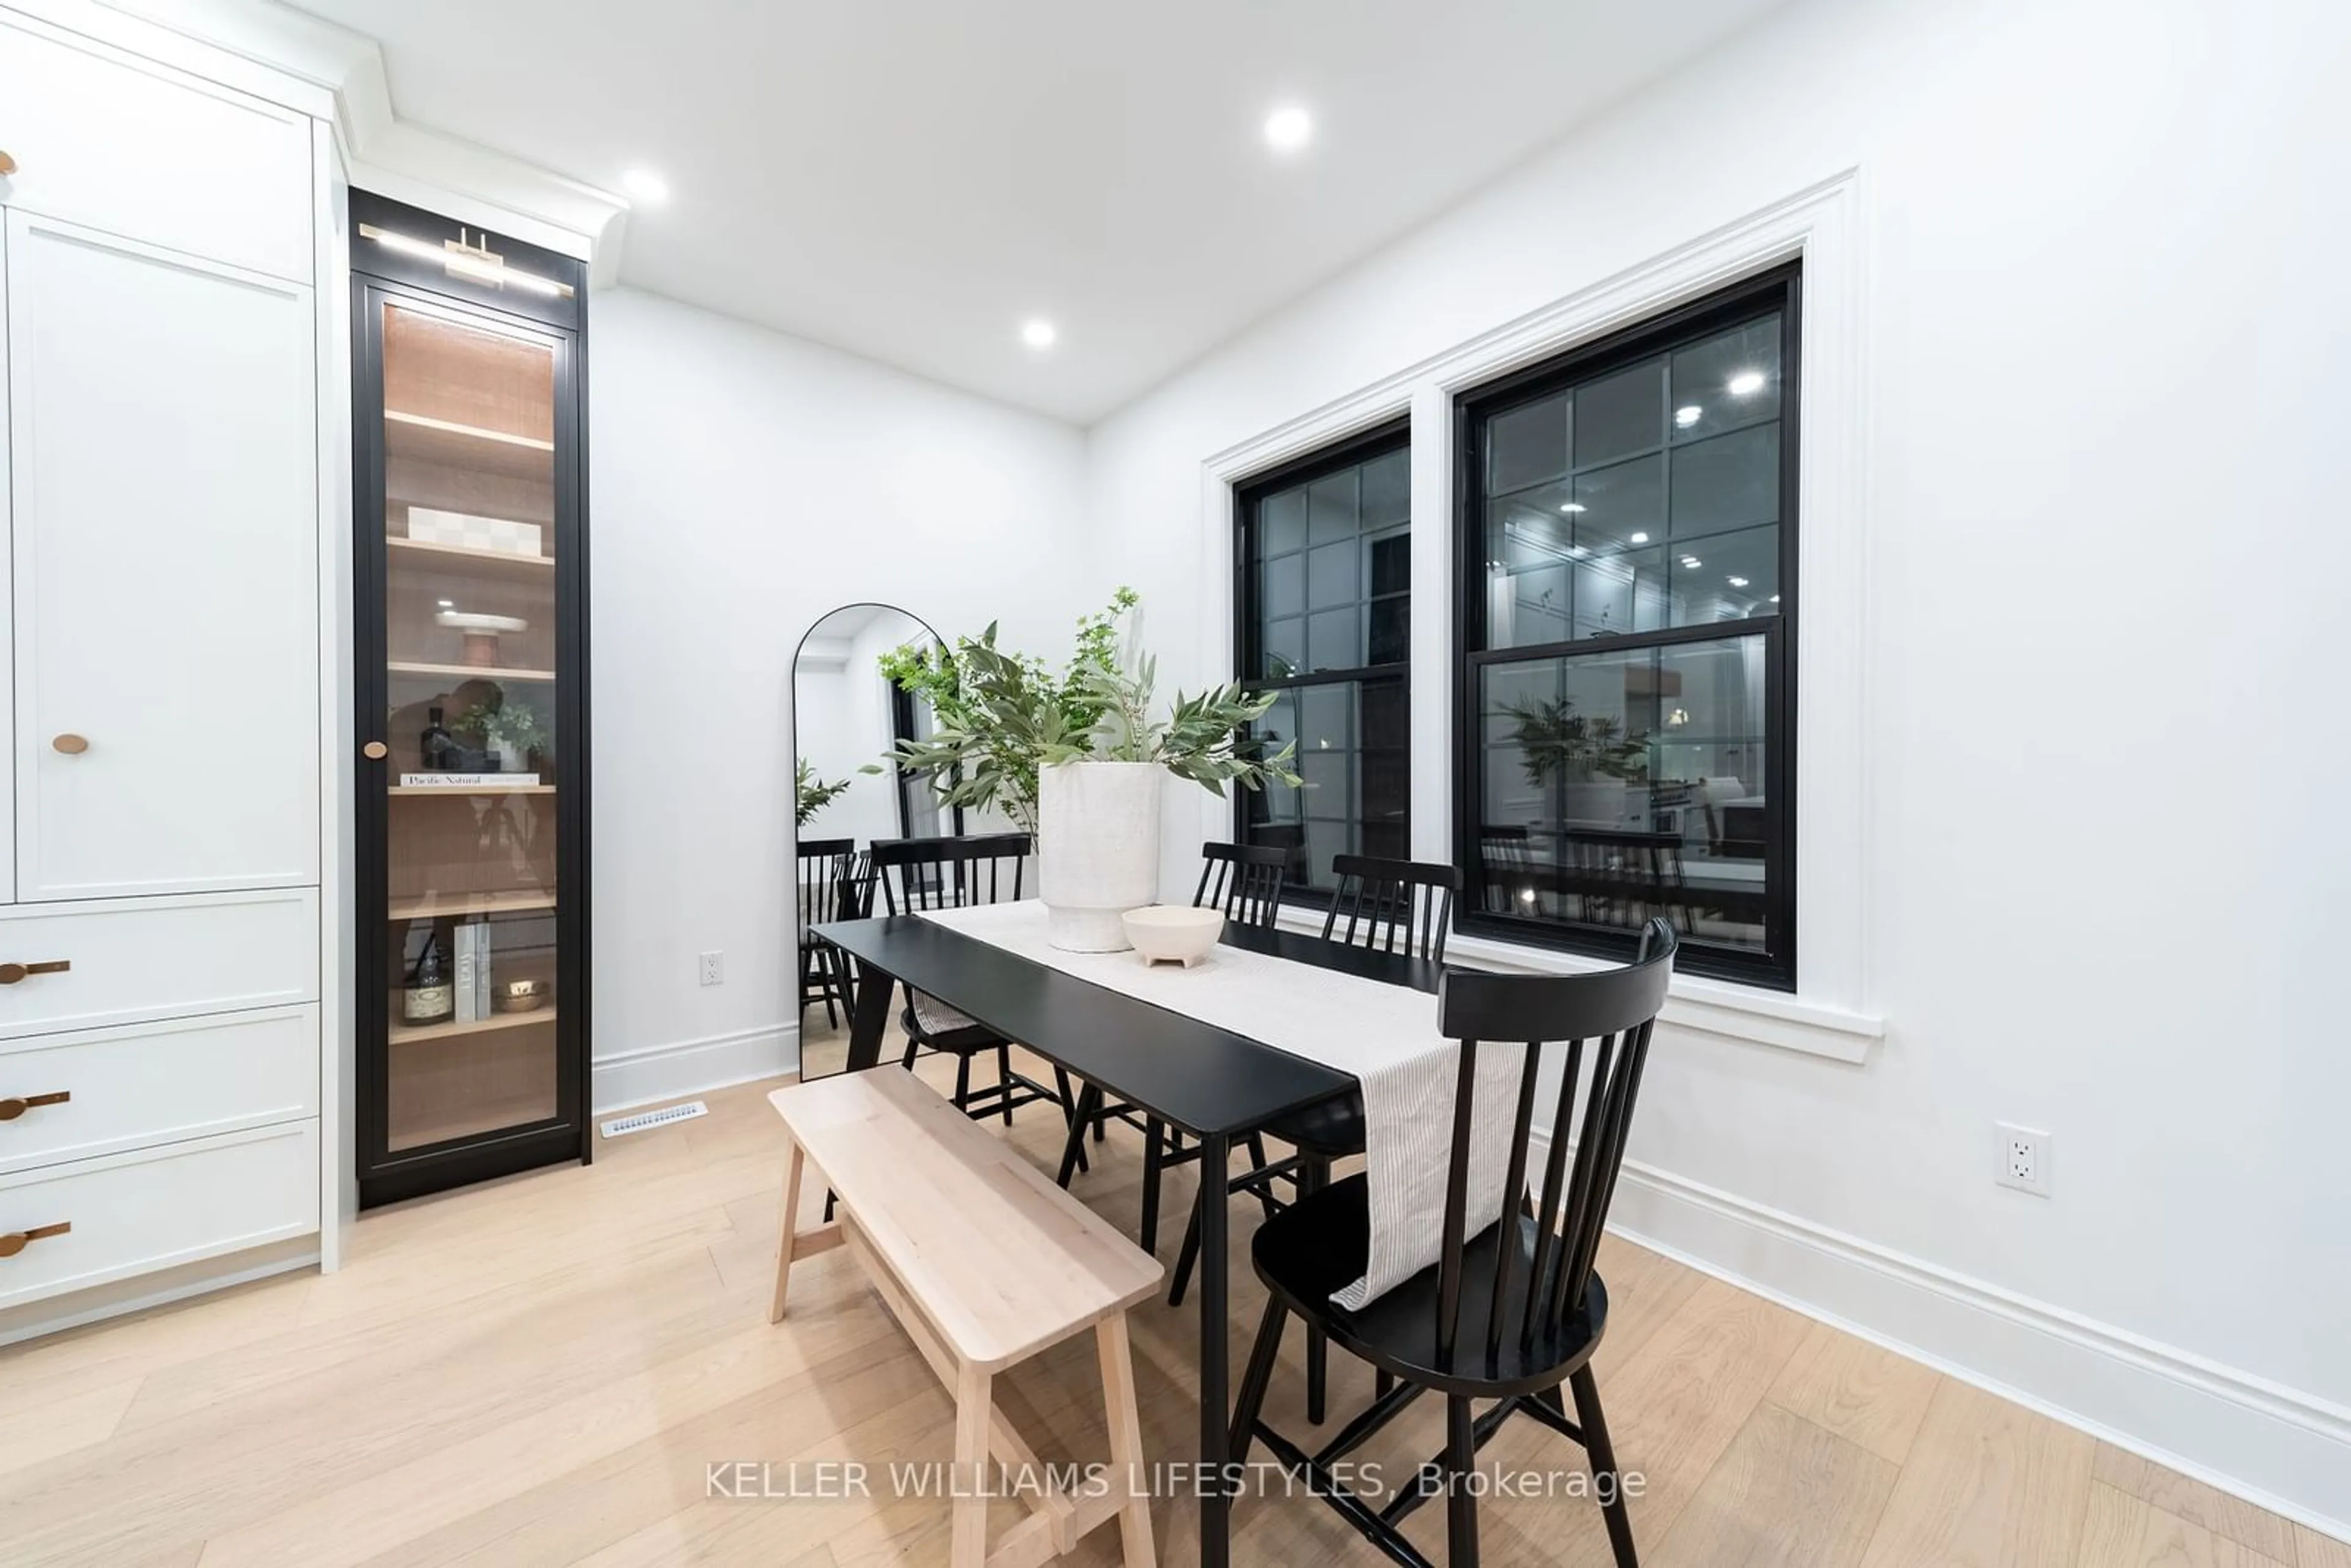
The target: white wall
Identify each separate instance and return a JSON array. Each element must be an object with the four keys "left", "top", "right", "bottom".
[
  {"left": 1083, "top": 0, "right": 2351, "bottom": 1533},
  {"left": 591, "top": 287, "right": 1088, "bottom": 1105}
]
